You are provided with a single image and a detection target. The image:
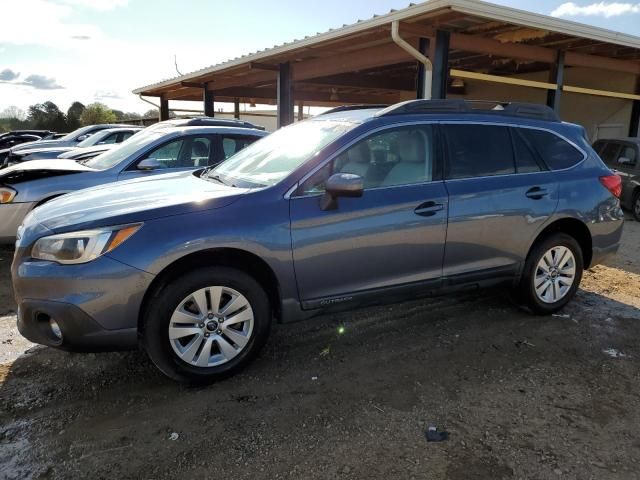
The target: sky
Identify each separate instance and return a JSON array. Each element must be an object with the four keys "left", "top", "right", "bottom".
[{"left": 2, "top": 0, "right": 640, "bottom": 116}]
